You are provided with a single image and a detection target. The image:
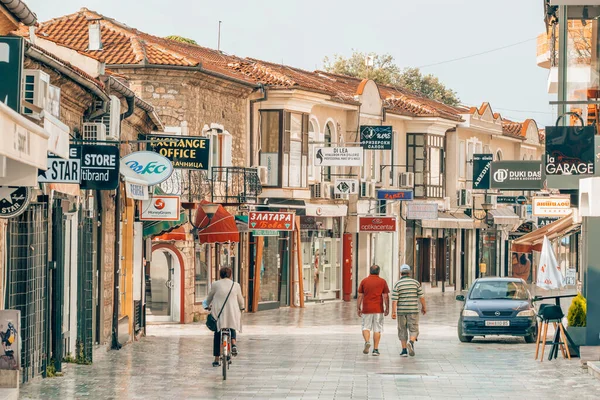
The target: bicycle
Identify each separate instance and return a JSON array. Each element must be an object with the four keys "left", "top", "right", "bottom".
[{"left": 219, "top": 327, "right": 232, "bottom": 380}]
